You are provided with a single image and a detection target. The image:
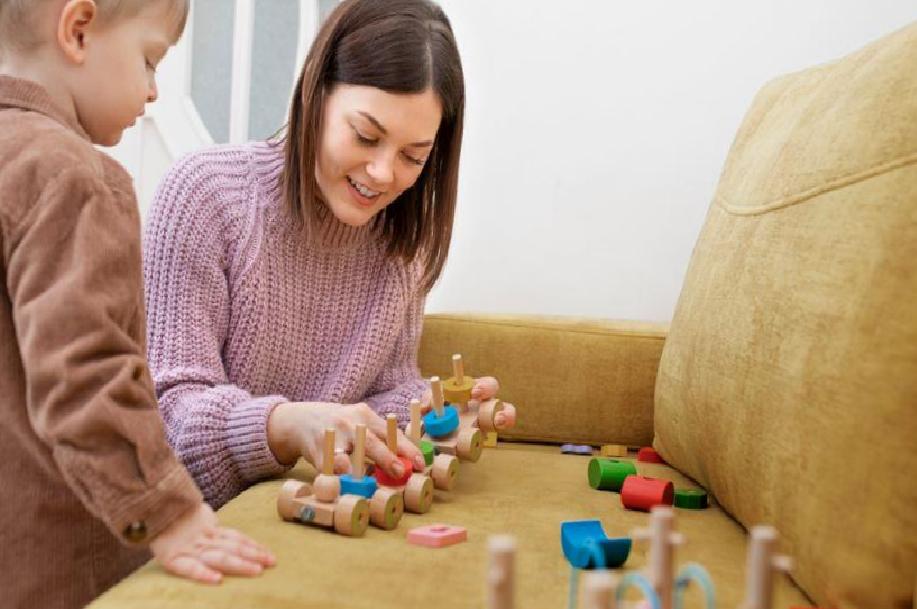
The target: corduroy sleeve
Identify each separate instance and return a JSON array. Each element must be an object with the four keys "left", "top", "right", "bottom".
[{"left": 4, "top": 165, "right": 202, "bottom": 545}]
